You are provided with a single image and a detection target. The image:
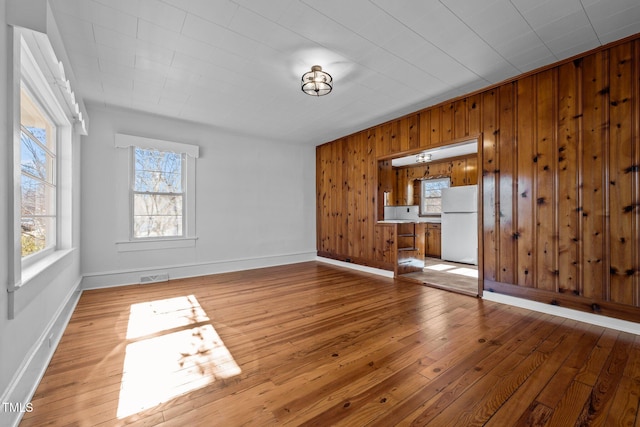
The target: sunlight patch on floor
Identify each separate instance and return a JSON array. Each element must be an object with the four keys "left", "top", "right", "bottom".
[
  {"left": 449, "top": 267, "right": 478, "bottom": 278},
  {"left": 425, "top": 263, "right": 456, "bottom": 272},
  {"left": 117, "top": 296, "right": 241, "bottom": 419},
  {"left": 126, "top": 295, "right": 210, "bottom": 339}
]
